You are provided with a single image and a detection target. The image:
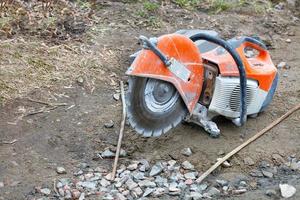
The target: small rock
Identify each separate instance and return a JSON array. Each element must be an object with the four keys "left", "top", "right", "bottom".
[
  {"left": 168, "top": 160, "right": 177, "bottom": 167},
  {"left": 122, "top": 190, "right": 130, "bottom": 196},
  {"left": 126, "top": 178, "right": 138, "bottom": 190},
  {"left": 58, "top": 188, "right": 64, "bottom": 196},
  {"left": 244, "top": 157, "right": 255, "bottom": 166},
  {"left": 113, "top": 93, "right": 120, "bottom": 101},
  {"left": 149, "top": 162, "right": 163, "bottom": 176},
  {"left": 199, "top": 183, "right": 208, "bottom": 191},
  {"left": 181, "top": 147, "right": 193, "bottom": 156},
  {"left": 115, "top": 176, "right": 128, "bottom": 188},
  {"left": 187, "top": 192, "right": 203, "bottom": 200},
  {"left": 250, "top": 169, "right": 263, "bottom": 177},
  {"left": 100, "top": 178, "right": 111, "bottom": 187},
  {"left": 120, "top": 149, "right": 127, "bottom": 157},
  {"left": 74, "top": 170, "right": 84, "bottom": 176},
  {"left": 104, "top": 120, "right": 114, "bottom": 128},
  {"left": 155, "top": 176, "right": 168, "bottom": 187},
  {"left": 217, "top": 158, "right": 232, "bottom": 167},
  {"left": 265, "top": 189, "right": 277, "bottom": 197},
  {"left": 223, "top": 186, "right": 229, "bottom": 191},
  {"left": 56, "top": 166, "right": 66, "bottom": 174},
  {"left": 84, "top": 173, "right": 94, "bottom": 180},
  {"left": 184, "top": 172, "right": 197, "bottom": 180},
  {"left": 216, "top": 179, "right": 228, "bottom": 186},
  {"left": 103, "top": 194, "right": 114, "bottom": 200},
  {"left": 185, "top": 179, "right": 193, "bottom": 185},
  {"left": 169, "top": 182, "right": 181, "bottom": 192},
  {"left": 190, "top": 184, "right": 199, "bottom": 192},
  {"left": 279, "top": 183, "right": 296, "bottom": 198},
  {"left": 132, "top": 172, "right": 145, "bottom": 180},
  {"left": 259, "top": 160, "right": 271, "bottom": 168},
  {"left": 101, "top": 149, "right": 115, "bottom": 158},
  {"left": 105, "top": 173, "right": 113, "bottom": 181},
  {"left": 290, "top": 161, "right": 300, "bottom": 171},
  {"left": 58, "top": 178, "right": 70, "bottom": 187},
  {"left": 286, "top": 38, "right": 292, "bottom": 43},
  {"left": 217, "top": 150, "right": 225, "bottom": 156},
  {"left": 139, "top": 159, "right": 150, "bottom": 172},
  {"left": 232, "top": 188, "right": 247, "bottom": 195},
  {"left": 182, "top": 161, "right": 194, "bottom": 170},
  {"left": 115, "top": 193, "right": 126, "bottom": 200},
  {"left": 153, "top": 187, "right": 165, "bottom": 197},
  {"left": 138, "top": 179, "right": 156, "bottom": 188},
  {"left": 169, "top": 172, "right": 184, "bottom": 182},
  {"left": 206, "top": 187, "right": 220, "bottom": 197},
  {"left": 275, "top": 2, "right": 284, "bottom": 10},
  {"left": 77, "top": 162, "right": 89, "bottom": 169},
  {"left": 239, "top": 181, "right": 247, "bottom": 187},
  {"left": 0, "top": 182, "right": 4, "bottom": 188},
  {"left": 143, "top": 187, "right": 155, "bottom": 197},
  {"left": 72, "top": 189, "right": 81, "bottom": 199},
  {"left": 262, "top": 170, "right": 273, "bottom": 178},
  {"left": 79, "top": 193, "right": 85, "bottom": 200},
  {"left": 127, "top": 163, "right": 138, "bottom": 171},
  {"left": 77, "top": 77, "right": 84, "bottom": 85},
  {"left": 277, "top": 62, "right": 287, "bottom": 69},
  {"left": 131, "top": 186, "right": 143, "bottom": 197},
  {"left": 40, "top": 188, "right": 51, "bottom": 196},
  {"left": 65, "top": 190, "right": 72, "bottom": 199},
  {"left": 178, "top": 181, "right": 188, "bottom": 189},
  {"left": 78, "top": 181, "right": 97, "bottom": 190},
  {"left": 257, "top": 179, "right": 272, "bottom": 187}
]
